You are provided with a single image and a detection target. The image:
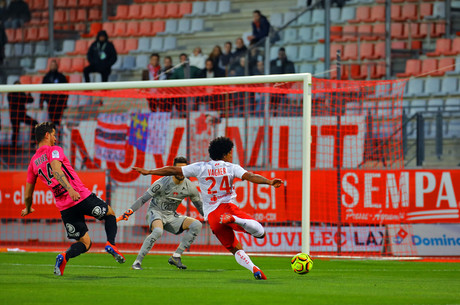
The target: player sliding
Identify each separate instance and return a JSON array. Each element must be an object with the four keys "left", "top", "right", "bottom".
[
  {"left": 118, "top": 156, "right": 204, "bottom": 270},
  {"left": 133, "top": 136, "right": 283, "bottom": 280},
  {"left": 21, "top": 122, "right": 125, "bottom": 276}
]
